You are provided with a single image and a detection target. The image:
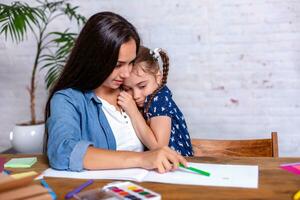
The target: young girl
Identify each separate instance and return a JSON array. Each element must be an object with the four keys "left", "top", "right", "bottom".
[{"left": 118, "top": 46, "right": 193, "bottom": 156}]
